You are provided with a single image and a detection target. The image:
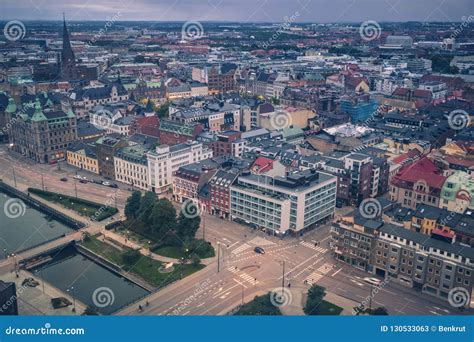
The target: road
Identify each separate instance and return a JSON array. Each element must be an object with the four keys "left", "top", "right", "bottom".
[
  {"left": 0, "top": 146, "right": 467, "bottom": 316},
  {"left": 0, "top": 146, "right": 131, "bottom": 210}
]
